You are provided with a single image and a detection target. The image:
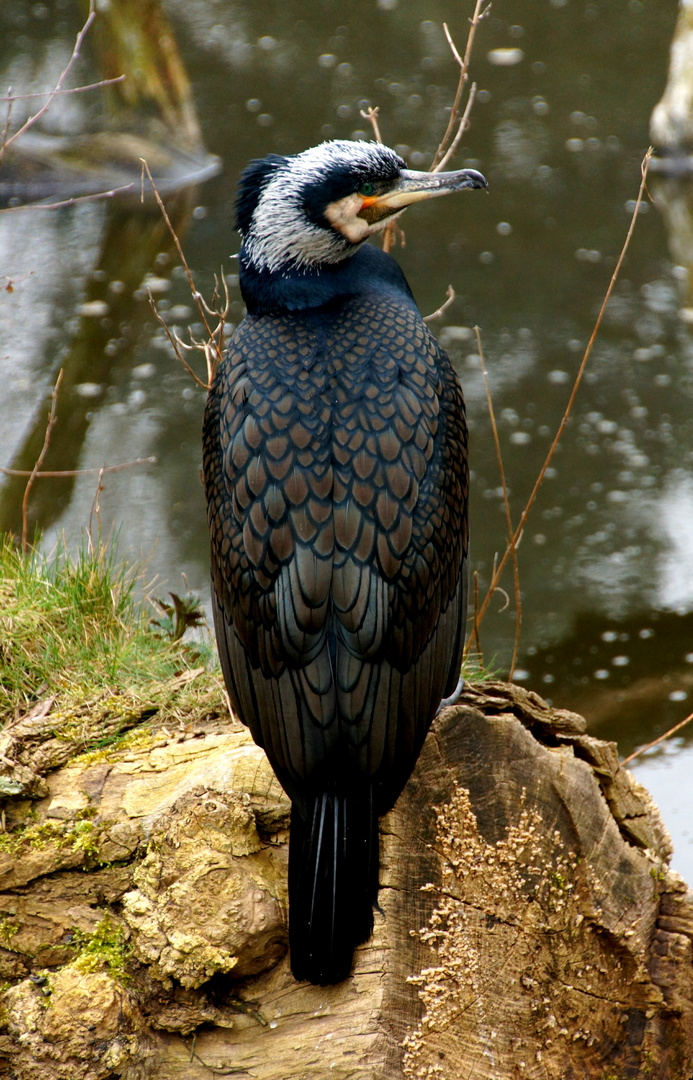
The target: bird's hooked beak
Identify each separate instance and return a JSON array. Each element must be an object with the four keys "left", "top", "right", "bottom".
[
  {"left": 363, "top": 167, "right": 488, "bottom": 213},
  {"left": 325, "top": 163, "right": 488, "bottom": 245}
]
